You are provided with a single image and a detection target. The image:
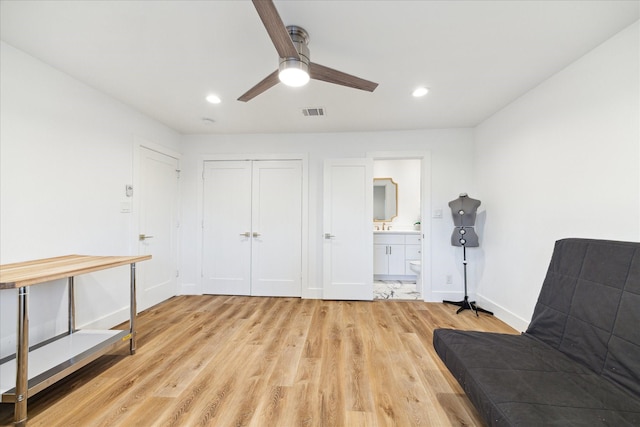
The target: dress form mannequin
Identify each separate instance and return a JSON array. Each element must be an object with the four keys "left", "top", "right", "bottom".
[
  {"left": 449, "top": 193, "right": 480, "bottom": 247},
  {"left": 448, "top": 193, "right": 481, "bottom": 227},
  {"left": 443, "top": 193, "right": 492, "bottom": 316}
]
